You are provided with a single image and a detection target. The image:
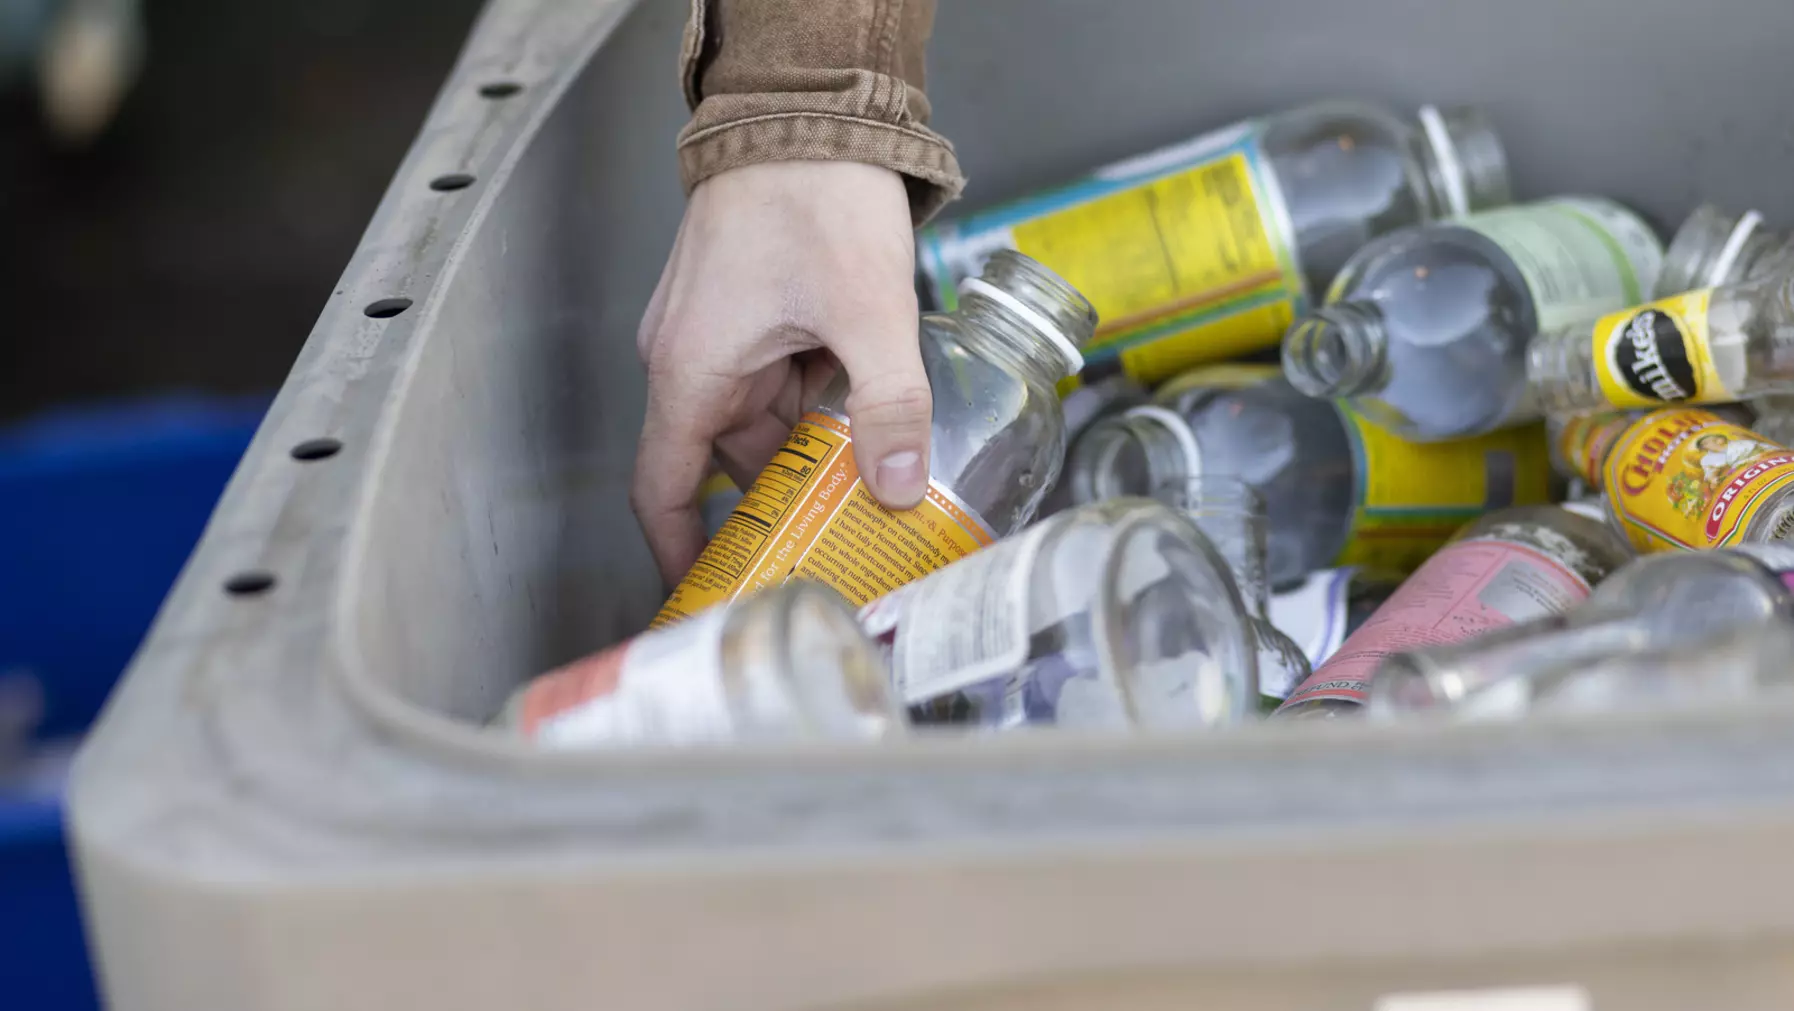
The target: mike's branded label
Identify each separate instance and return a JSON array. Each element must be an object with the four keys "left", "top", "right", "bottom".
[{"left": 1592, "top": 289, "right": 1730, "bottom": 408}]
